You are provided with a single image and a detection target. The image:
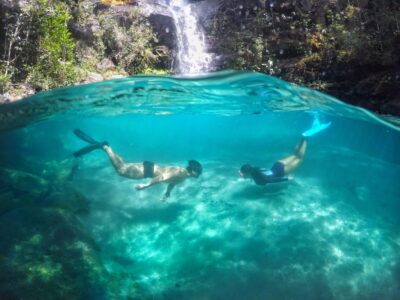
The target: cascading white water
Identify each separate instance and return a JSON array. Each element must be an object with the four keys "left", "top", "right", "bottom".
[{"left": 168, "top": 0, "right": 213, "bottom": 74}]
